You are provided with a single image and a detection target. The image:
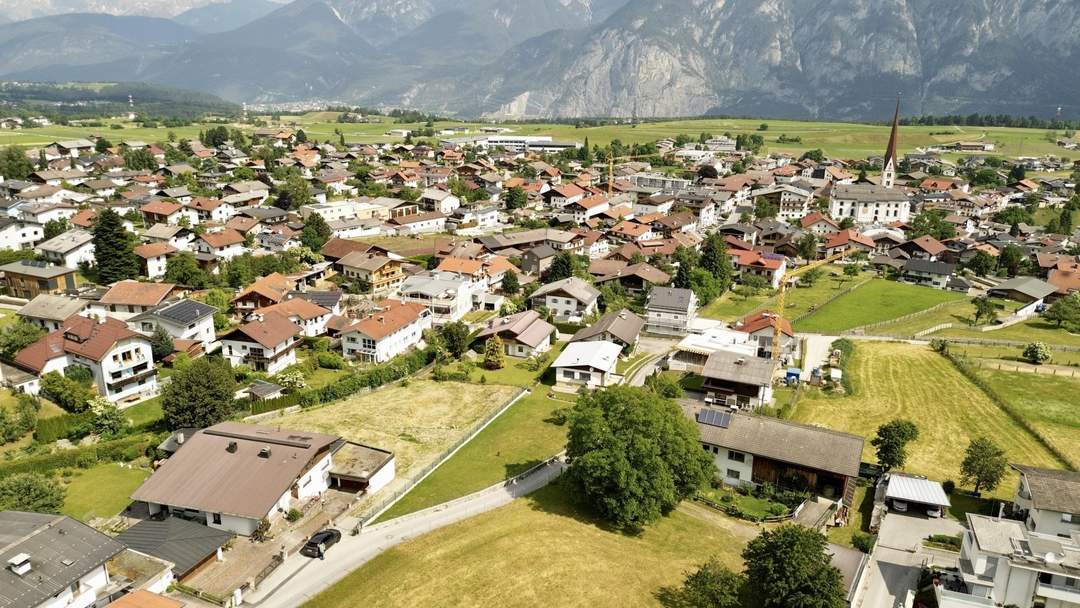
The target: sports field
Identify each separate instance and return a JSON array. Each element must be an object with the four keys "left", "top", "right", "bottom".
[
  {"left": 791, "top": 342, "right": 1063, "bottom": 498},
  {"left": 2, "top": 112, "right": 1077, "bottom": 163},
  {"left": 305, "top": 485, "right": 754, "bottom": 608},
  {"left": 793, "top": 280, "right": 966, "bottom": 334}
]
